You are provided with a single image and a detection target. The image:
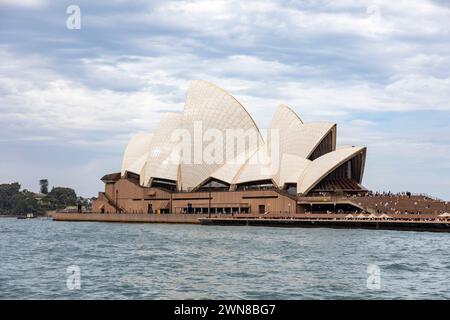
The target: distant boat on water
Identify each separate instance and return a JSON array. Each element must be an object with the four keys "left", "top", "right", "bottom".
[{"left": 17, "top": 213, "right": 36, "bottom": 219}]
